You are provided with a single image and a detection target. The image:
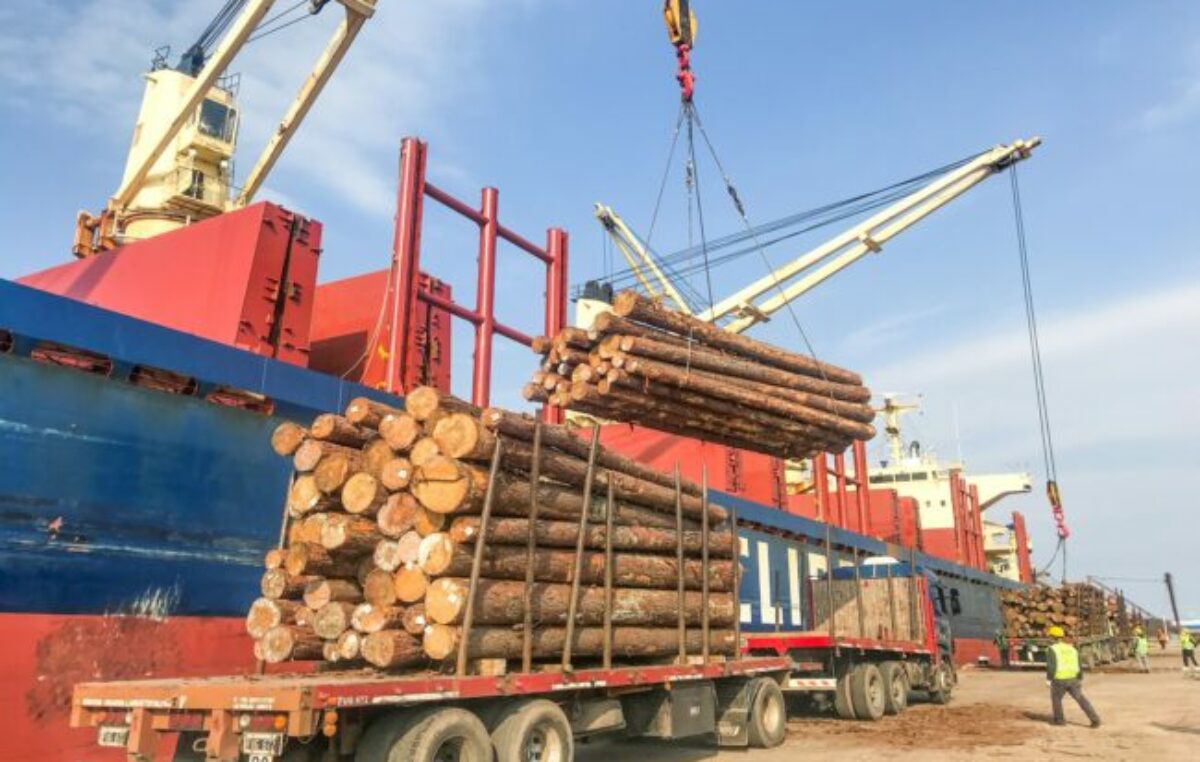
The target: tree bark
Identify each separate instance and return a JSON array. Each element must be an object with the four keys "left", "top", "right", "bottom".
[
  {"left": 310, "top": 414, "right": 374, "bottom": 448},
  {"left": 345, "top": 397, "right": 404, "bottom": 430},
  {"left": 320, "top": 514, "right": 382, "bottom": 554},
  {"left": 302, "top": 578, "right": 362, "bottom": 610},
  {"left": 285, "top": 543, "right": 362, "bottom": 578},
  {"left": 422, "top": 624, "right": 737, "bottom": 661},
  {"left": 448, "top": 516, "right": 732, "bottom": 557},
  {"left": 424, "top": 578, "right": 735, "bottom": 627}
]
